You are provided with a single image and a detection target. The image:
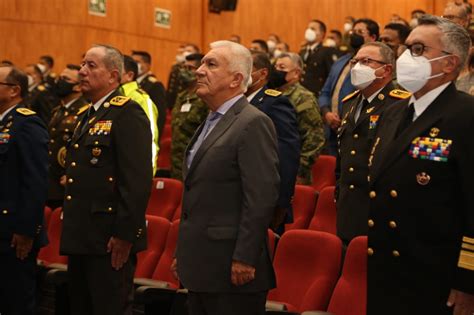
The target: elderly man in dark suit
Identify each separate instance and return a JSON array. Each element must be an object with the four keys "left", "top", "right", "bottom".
[
  {"left": 0, "top": 65, "right": 49, "bottom": 315},
  {"left": 368, "top": 15, "right": 474, "bottom": 315},
  {"left": 246, "top": 51, "right": 300, "bottom": 234},
  {"left": 172, "top": 40, "right": 280, "bottom": 315}
]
